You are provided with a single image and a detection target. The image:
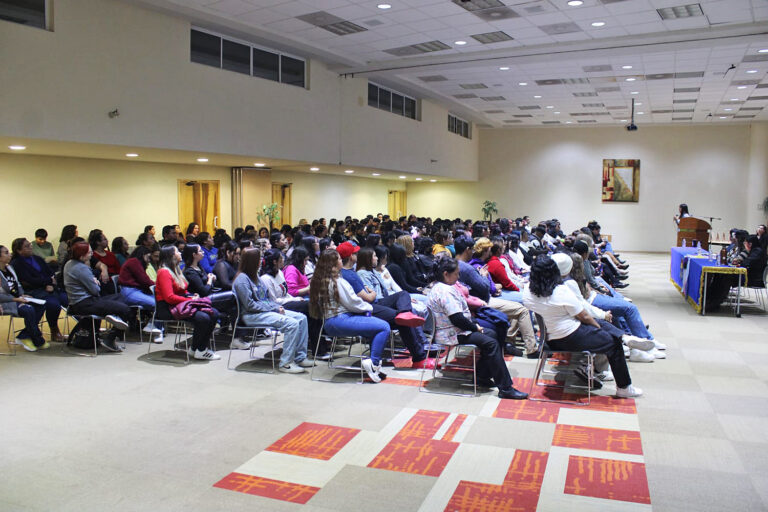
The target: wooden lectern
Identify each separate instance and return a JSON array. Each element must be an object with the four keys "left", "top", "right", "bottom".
[{"left": 677, "top": 217, "right": 711, "bottom": 251}]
